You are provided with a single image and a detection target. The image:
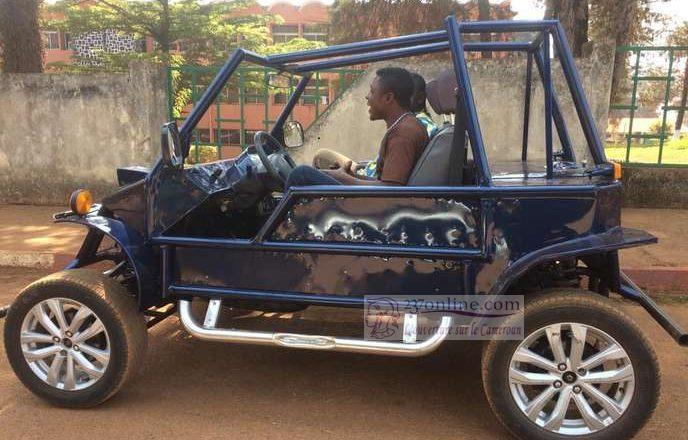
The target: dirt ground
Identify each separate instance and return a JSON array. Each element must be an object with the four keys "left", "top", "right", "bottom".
[{"left": 1, "top": 267, "right": 687, "bottom": 440}]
